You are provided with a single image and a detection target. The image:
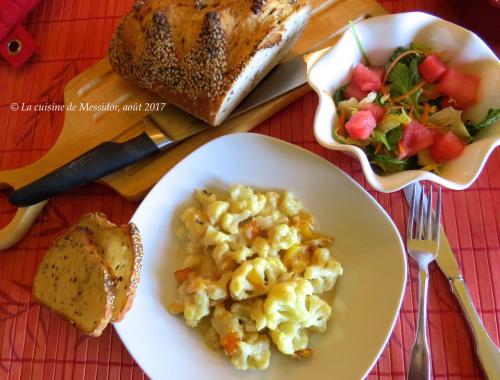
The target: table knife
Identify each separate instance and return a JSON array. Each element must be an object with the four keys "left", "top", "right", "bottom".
[
  {"left": 9, "top": 50, "right": 312, "bottom": 207},
  {"left": 403, "top": 183, "right": 500, "bottom": 380}
]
